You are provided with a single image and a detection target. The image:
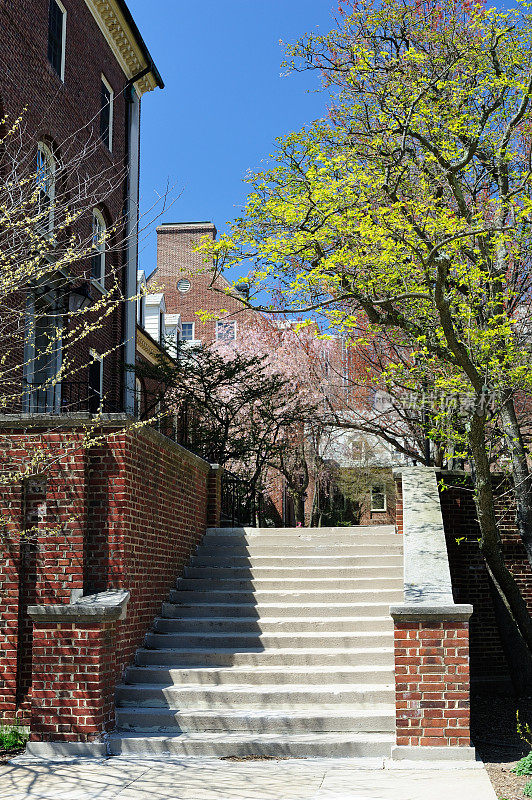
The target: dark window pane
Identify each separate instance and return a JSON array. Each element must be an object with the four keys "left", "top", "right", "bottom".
[
  {"left": 100, "top": 81, "right": 111, "bottom": 147},
  {"left": 48, "top": 1, "right": 63, "bottom": 75},
  {"left": 88, "top": 359, "right": 101, "bottom": 413},
  {"left": 91, "top": 253, "right": 101, "bottom": 280}
]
